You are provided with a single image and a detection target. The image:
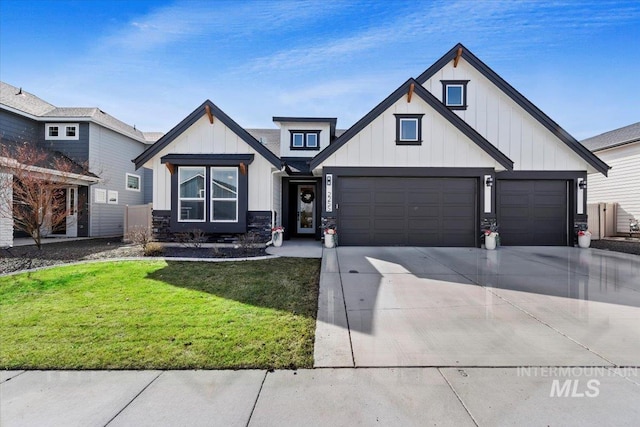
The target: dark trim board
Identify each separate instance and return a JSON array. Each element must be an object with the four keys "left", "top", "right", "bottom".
[
  {"left": 496, "top": 170, "right": 585, "bottom": 180},
  {"left": 161, "top": 153, "right": 254, "bottom": 165},
  {"left": 416, "top": 43, "right": 609, "bottom": 176}
]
